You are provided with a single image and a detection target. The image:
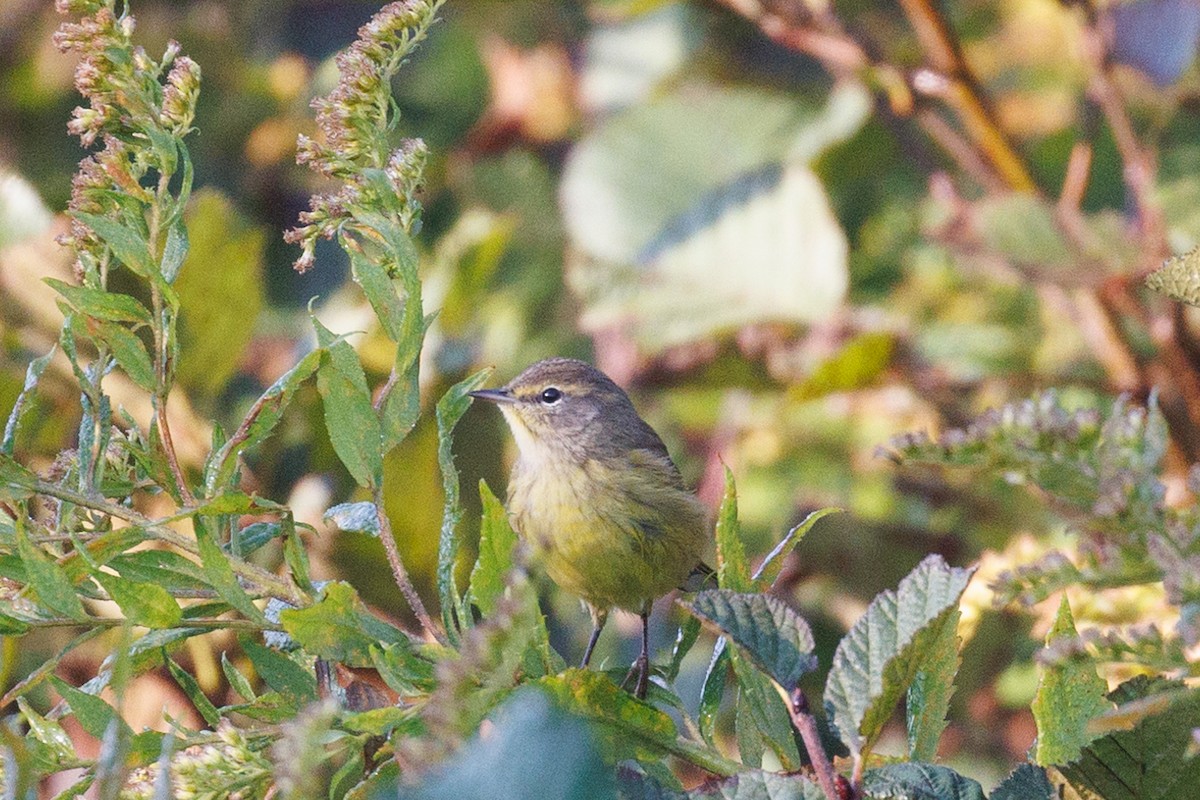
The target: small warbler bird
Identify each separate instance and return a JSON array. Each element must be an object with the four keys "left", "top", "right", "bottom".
[{"left": 470, "top": 358, "right": 708, "bottom": 699}]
